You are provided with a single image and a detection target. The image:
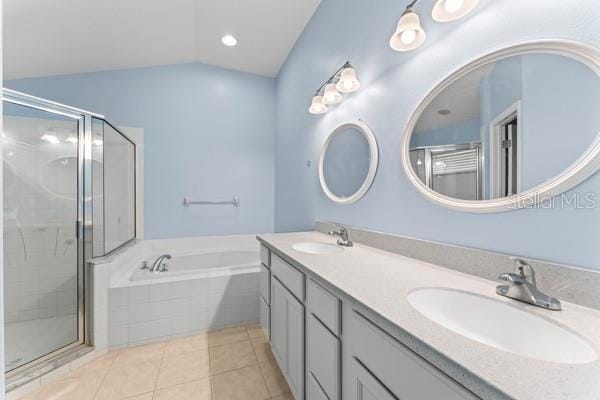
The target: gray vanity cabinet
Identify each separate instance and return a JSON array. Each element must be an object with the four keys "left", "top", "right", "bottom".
[
  {"left": 259, "top": 263, "right": 271, "bottom": 339},
  {"left": 306, "top": 279, "right": 341, "bottom": 400},
  {"left": 343, "top": 305, "right": 479, "bottom": 400},
  {"left": 261, "top": 240, "right": 479, "bottom": 400},
  {"left": 271, "top": 277, "right": 305, "bottom": 400},
  {"left": 347, "top": 357, "right": 397, "bottom": 400}
]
